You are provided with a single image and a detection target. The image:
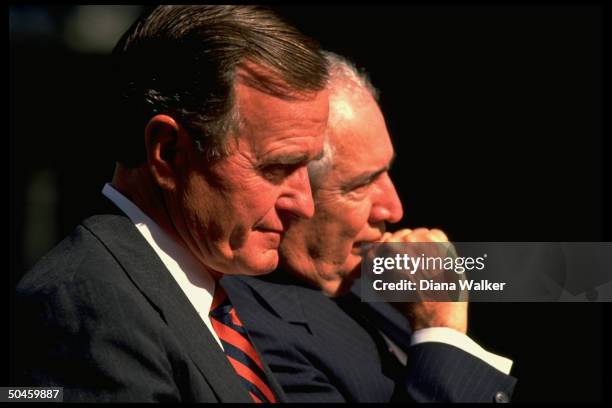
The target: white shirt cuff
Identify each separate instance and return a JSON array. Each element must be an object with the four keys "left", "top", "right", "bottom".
[{"left": 410, "top": 327, "right": 513, "bottom": 375}]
